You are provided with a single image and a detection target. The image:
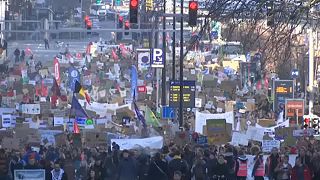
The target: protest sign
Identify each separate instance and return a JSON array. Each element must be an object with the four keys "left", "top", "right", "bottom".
[
  {"left": 111, "top": 136, "right": 163, "bottom": 150},
  {"left": 246, "top": 126, "right": 264, "bottom": 142},
  {"left": 206, "top": 119, "right": 227, "bottom": 144},
  {"left": 53, "top": 117, "right": 64, "bottom": 126},
  {"left": 21, "top": 104, "right": 40, "bottom": 115},
  {"left": 38, "top": 130, "right": 63, "bottom": 146},
  {"left": 14, "top": 169, "right": 45, "bottom": 180},
  {"left": 83, "top": 131, "right": 107, "bottom": 147},
  {"left": 1, "top": 114, "right": 12, "bottom": 128},
  {"left": 231, "top": 132, "right": 248, "bottom": 146},
  {"left": 195, "top": 111, "right": 234, "bottom": 134},
  {"left": 262, "top": 140, "right": 281, "bottom": 152},
  {"left": 174, "top": 131, "right": 190, "bottom": 147},
  {"left": 1, "top": 137, "right": 20, "bottom": 150},
  {"left": 54, "top": 133, "right": 67, "bottom": 147},
  {"left": 293, "top": 129, "right": 314, "bottom": 137}
]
